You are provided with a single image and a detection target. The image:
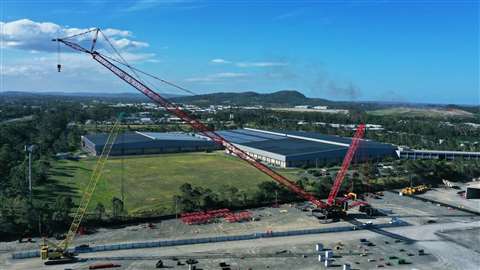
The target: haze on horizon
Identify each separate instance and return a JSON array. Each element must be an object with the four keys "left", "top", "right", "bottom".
[{"left": 1, "top": 1, "right": 478, "bottom": 105}]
